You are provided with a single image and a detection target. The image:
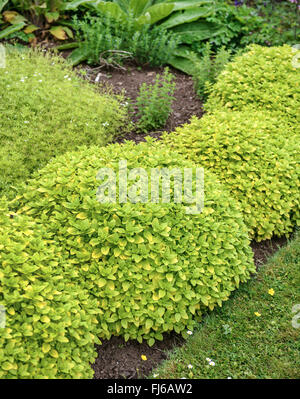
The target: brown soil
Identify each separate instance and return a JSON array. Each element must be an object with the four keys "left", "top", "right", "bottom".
[
  {"left": 251, "top": 235, "right": 287, "bottom": 270},
  {"left": 75, "top": 63, "right": 204, "bottom": 143}
]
